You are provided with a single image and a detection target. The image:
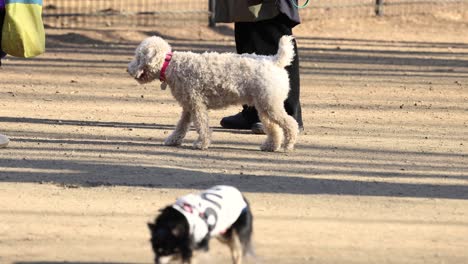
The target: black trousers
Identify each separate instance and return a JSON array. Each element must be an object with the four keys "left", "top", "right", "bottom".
[{"left": 234, "top": 14, "right": 303, "bottom": 127}]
